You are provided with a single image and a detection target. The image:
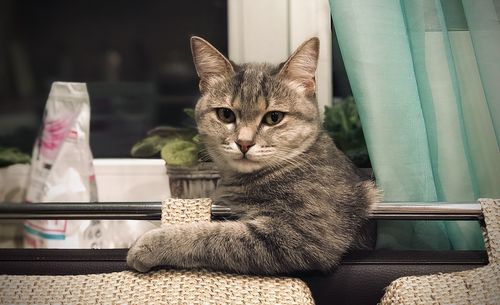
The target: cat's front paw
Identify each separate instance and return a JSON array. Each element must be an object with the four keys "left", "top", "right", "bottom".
[{"left": 127, "top": 228, "right": 164, "bottom": 272}]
